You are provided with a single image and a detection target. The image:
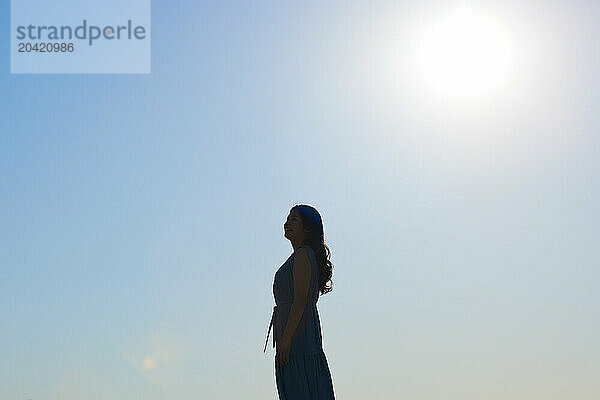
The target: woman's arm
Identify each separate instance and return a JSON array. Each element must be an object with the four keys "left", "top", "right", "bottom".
[{"left": 277, "top": 247, "right": 311, "bottom": 363}]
